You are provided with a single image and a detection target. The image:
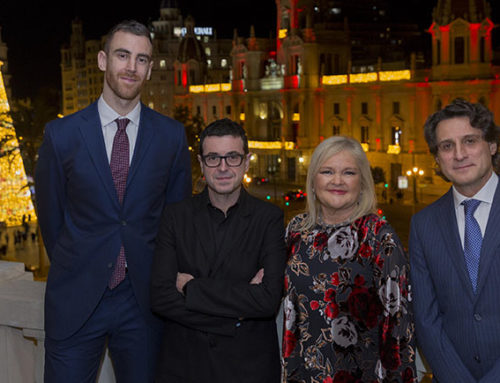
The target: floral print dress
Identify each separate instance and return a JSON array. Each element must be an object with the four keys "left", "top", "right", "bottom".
[{"left": 282, "top": 213, "right": 416, "bottom": 383}]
